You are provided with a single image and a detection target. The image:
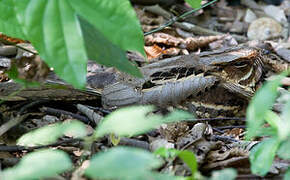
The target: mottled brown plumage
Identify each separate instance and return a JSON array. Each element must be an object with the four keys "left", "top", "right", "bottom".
[{"left": 102, "top": 46, "right": 264, "bottom": 117}]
